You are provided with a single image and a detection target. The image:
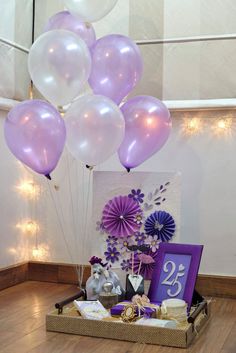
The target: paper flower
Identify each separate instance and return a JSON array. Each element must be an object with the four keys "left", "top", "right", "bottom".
[
  {"left": 104, "top": 246, "right": 120, "bottom": 263},
  {"left": 128, "top": 189, "right": 145, "bottom": 203},
  {"left": 144, "top": 211, "right": 175, "bottom": 242},
  {"left": 133, "top": 249, "right": 158, "bottom": 280},
  {"left": 135, "top": 232, "right": 146, "bottom": 246},
  {"left": 147, "top": 235, "right": 160, "bottom": 252},
  {"left": 106, "top": 235, "right": 118, "bottom": 247},
  {"left": 102, "top": 195, "right": 142, "bottom": 237},
  {"left": 96, "top": 221, "right": 107, "bottom": 235},
  {"left": 120, "top": 258, "right": 131, "bottom": 271}
]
